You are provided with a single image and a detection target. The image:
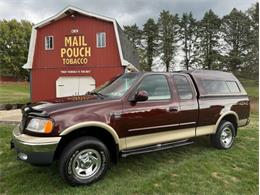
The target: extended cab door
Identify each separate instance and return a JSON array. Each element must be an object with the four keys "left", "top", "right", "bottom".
[
  {"left": 120, "top": 74, "right": 193, "bottom": 149},
  {"left": 172, "top": 74, "right": 199, "bottom": 131}
]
